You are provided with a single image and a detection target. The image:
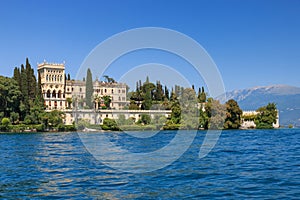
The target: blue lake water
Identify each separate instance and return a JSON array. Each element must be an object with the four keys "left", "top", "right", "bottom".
[{"left": 0, "top": 129, "right": 299, "bottom": 199}]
